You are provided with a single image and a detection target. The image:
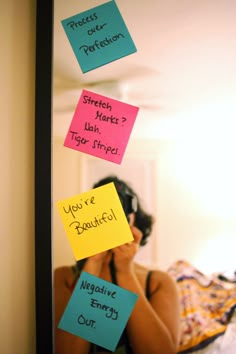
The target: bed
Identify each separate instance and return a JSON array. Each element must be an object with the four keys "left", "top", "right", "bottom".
[{"left": 167, "top": 260, "right": 236, "bottom": 354}]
